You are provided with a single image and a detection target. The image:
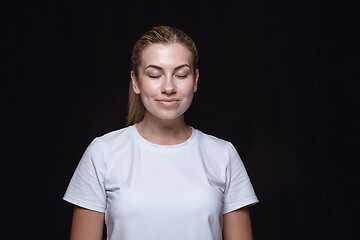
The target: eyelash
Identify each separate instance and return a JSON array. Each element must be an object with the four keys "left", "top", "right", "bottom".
[
  {"left": 149, "top": 75, "right": 161, "bottom": 79},
  {"left": 148, "top": 75, "right": 188, "bottom": 79},
  {"left": 176, "top": 75, "right": 188, "bottom": 79}
]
